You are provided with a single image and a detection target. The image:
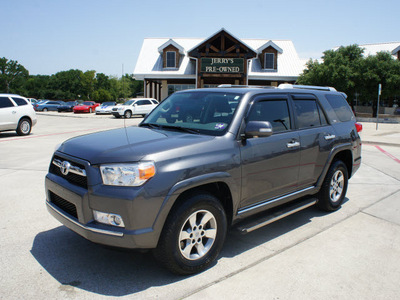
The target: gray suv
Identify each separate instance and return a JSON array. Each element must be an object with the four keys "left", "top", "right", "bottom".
[{"left": 45, "top": 85, "right": 362, "bottom": 274}]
